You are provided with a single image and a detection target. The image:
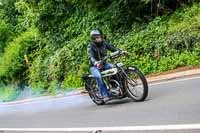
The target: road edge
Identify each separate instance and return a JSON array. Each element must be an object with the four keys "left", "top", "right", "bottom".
[{"left": 1, "top": 68, "right": 200, "bottom": 105}]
